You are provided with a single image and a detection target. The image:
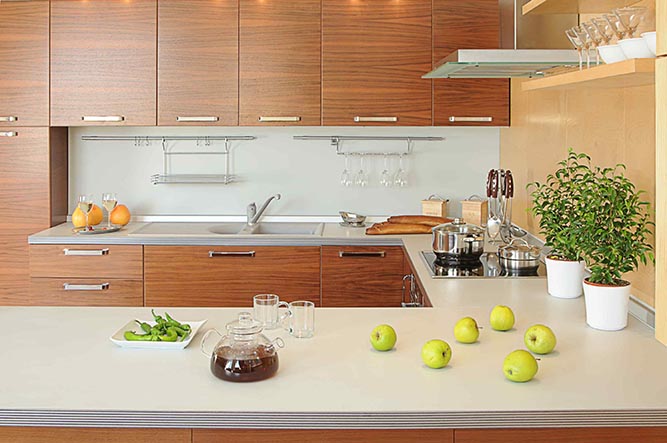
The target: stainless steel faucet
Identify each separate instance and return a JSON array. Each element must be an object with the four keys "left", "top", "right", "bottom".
[{"left": 246, "top": 194, "right": 281, "bottom": 227}]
